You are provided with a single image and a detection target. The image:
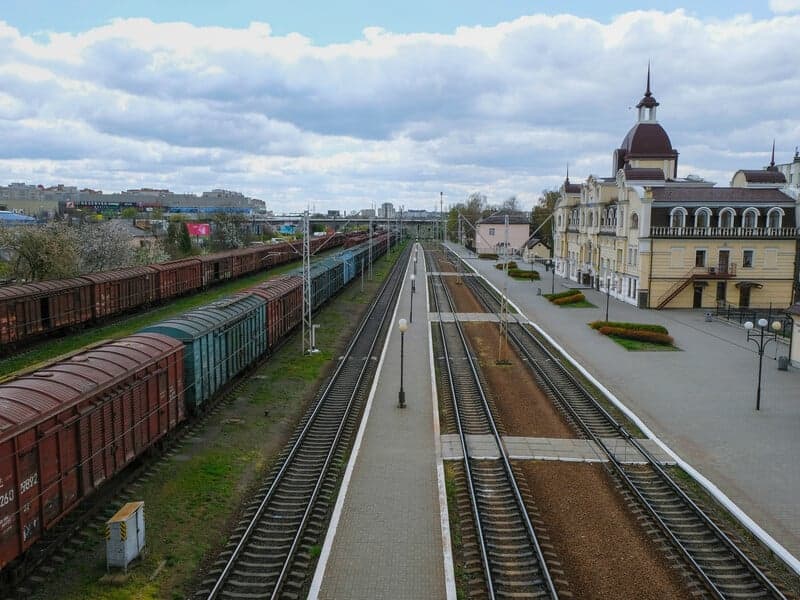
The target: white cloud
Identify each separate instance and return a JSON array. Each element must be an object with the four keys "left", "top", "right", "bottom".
[
  {"left": 769, "top": 0, "right": 800, "bottom": 13},
  {"left": 0, "top": 11, "right": 798, "bottom": 213}
]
